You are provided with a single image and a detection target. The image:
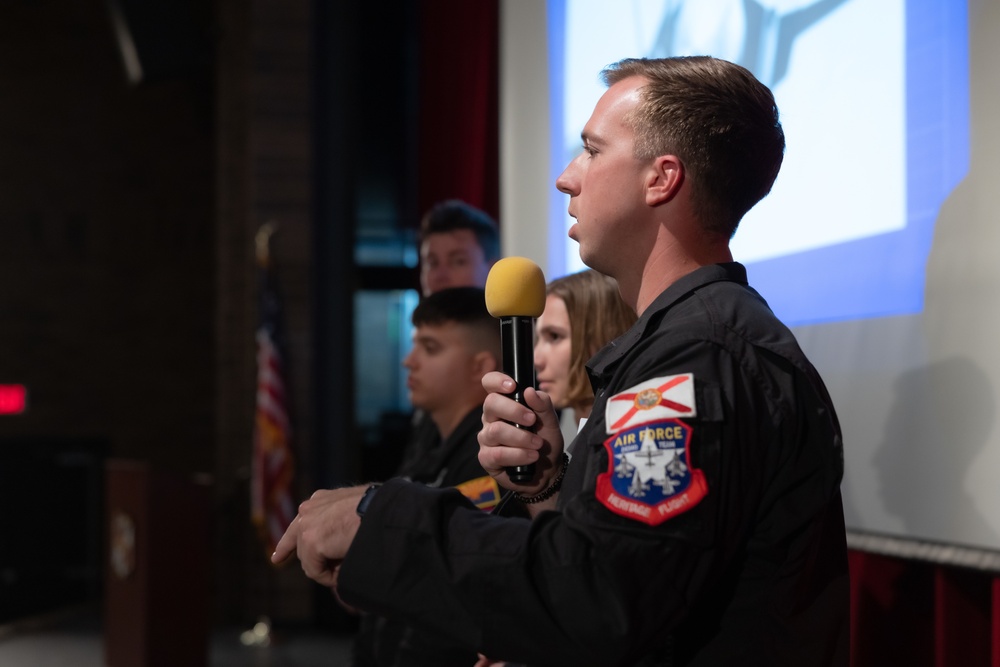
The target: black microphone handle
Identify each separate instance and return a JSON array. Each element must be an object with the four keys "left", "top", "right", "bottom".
[{"left": 499, "top": 315, "right": 537, "bottom": 483}]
